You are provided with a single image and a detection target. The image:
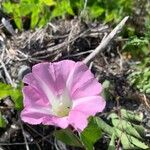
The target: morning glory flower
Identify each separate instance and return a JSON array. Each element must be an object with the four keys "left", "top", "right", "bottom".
[{"left": 21, "top": 60, "right": 106, "bottom": 131}]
